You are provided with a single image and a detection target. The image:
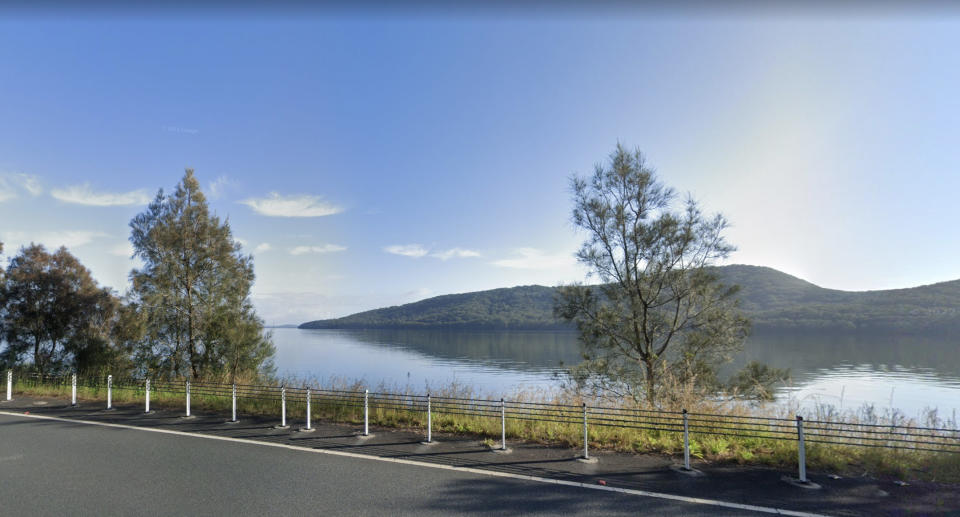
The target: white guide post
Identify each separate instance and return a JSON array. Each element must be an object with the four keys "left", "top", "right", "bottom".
[
  {"left": 797, "top": 416, "right": 808, "bottom": 483},
  {"left": 231, "top": 384, "right": 238, "bottom": 422},
  {"left": 6, "top": 370, "right": 12, "bottom": 401},
  {"left": 306, "top": 388, "right": 312, "bottom": 430},
  {"left": 582, "top": 402, "right": 589, "bottom": 460},
  {"left": 71, "top": 373, "right": 78, "bottom": 406},
  {"left": 363, "top": 389, "right": 369, "bottom": 436},
  {"left": 281, "top": 386, "right": 287, "bottom": 428},
  {"left": 185, "top": 381, "right": 191, "bottom": 417},
  {"left": 426, "top": 394, "right": 432, "bottom": 443},
  {"left": 683, "top": 409, "right": 691, "bottom": 471},
  {"left": 502, "top": 399, "right": 509, "bottom": 450},
  {"left": 145, "top": 379, "right": 151, "bottom": 413},
  {"left": 107, "top": 375, "right": 113, "bottom": 410}
]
